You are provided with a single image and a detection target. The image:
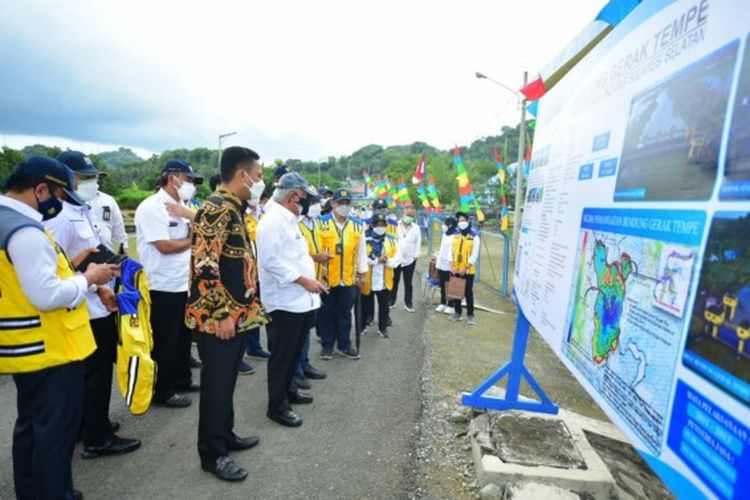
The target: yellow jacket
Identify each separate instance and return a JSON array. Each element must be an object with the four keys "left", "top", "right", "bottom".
[
  {"left": 452, "top": 230, "right": 480, "bottom": 275},
  {"left": 316, "top": 214, "right": 366, "bottom": 287},
  {"left": 362, "top": 234, "right": 399, "bottom": 294},
  {"left": 299, "top": 217, "right": 325, "bottom": 282},
  {"left": 0, "top": 210, "right": 95, "bottom": 374}
]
